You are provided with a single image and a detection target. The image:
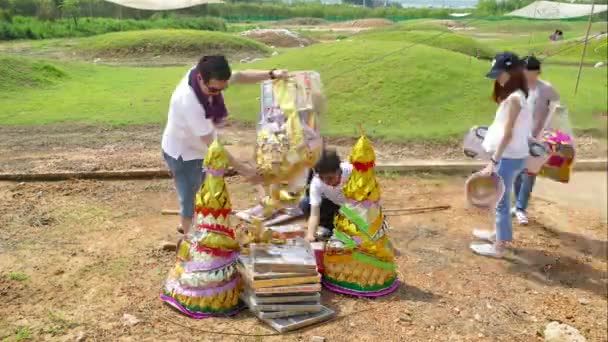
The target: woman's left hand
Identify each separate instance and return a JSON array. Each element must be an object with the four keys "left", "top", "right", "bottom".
[
  {"left": 480, "top": 161, "right": 495, "bottom": 176},
  {"left": 272, "top": 69, "right": 290, "bottom": 80}
]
